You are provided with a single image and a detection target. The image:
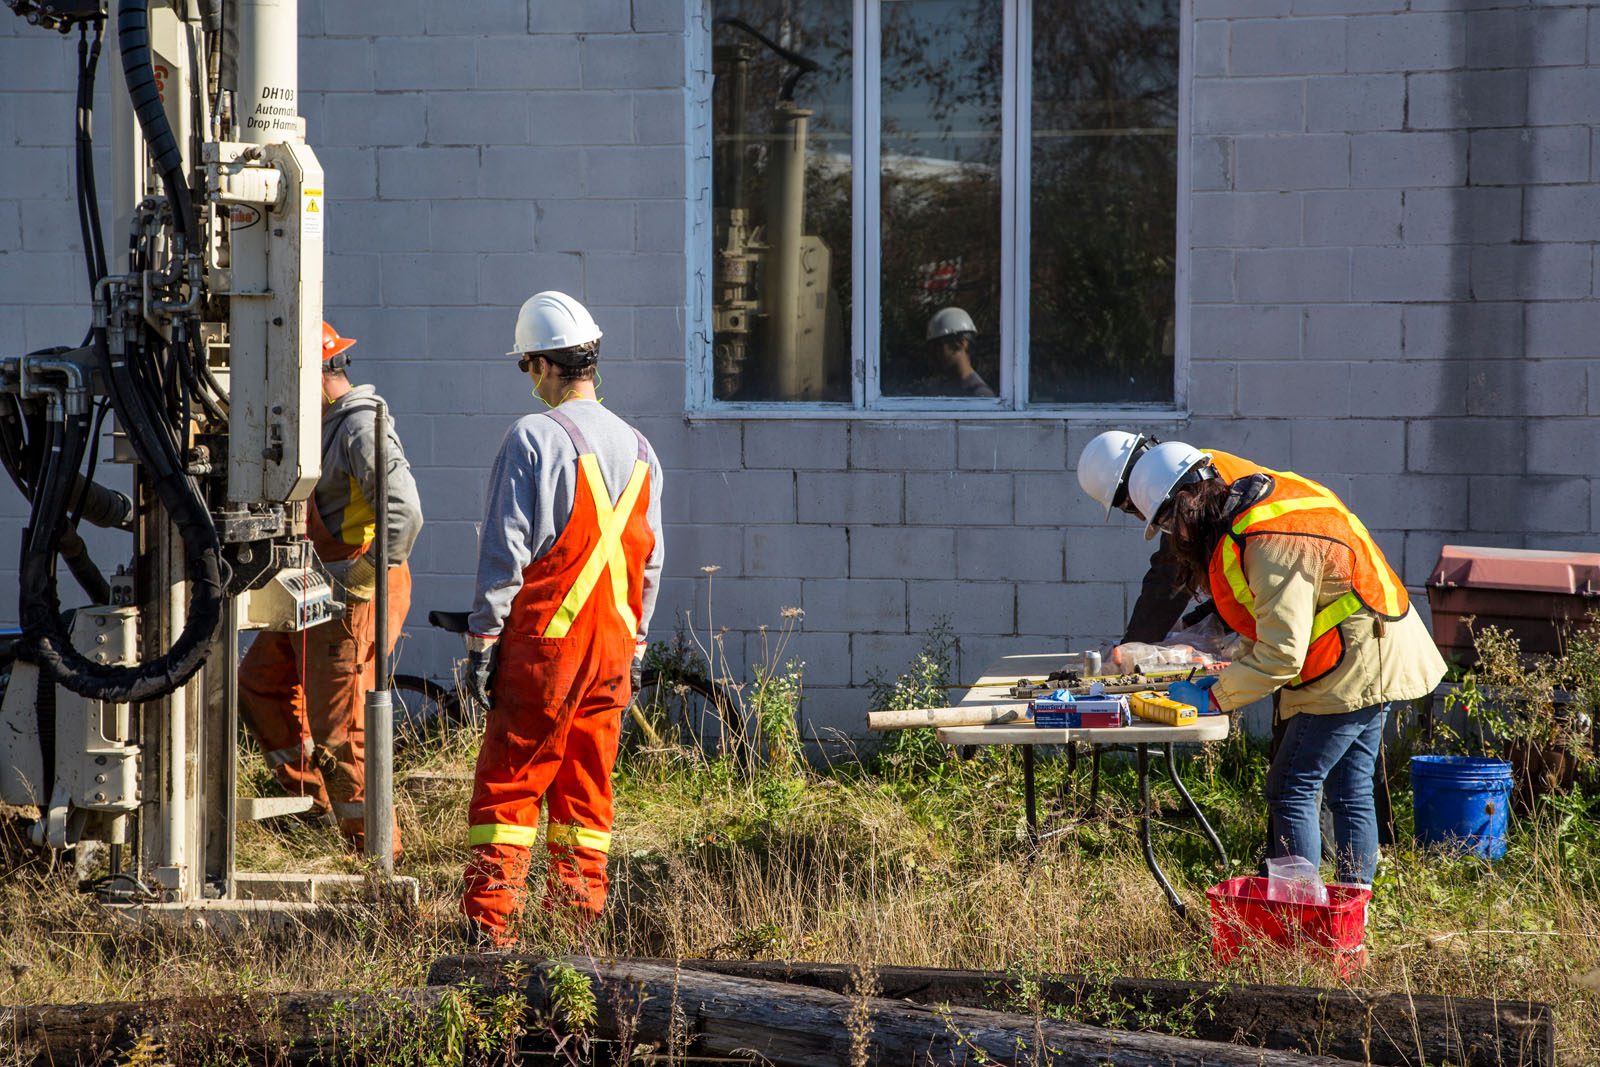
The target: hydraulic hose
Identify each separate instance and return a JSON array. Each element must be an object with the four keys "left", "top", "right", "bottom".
[
  {"left": 116, "top": 0, "right": 197, "bottom": 245},
  {"left": 22, "top": 329, "right": 227, "bottom": 703}
]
